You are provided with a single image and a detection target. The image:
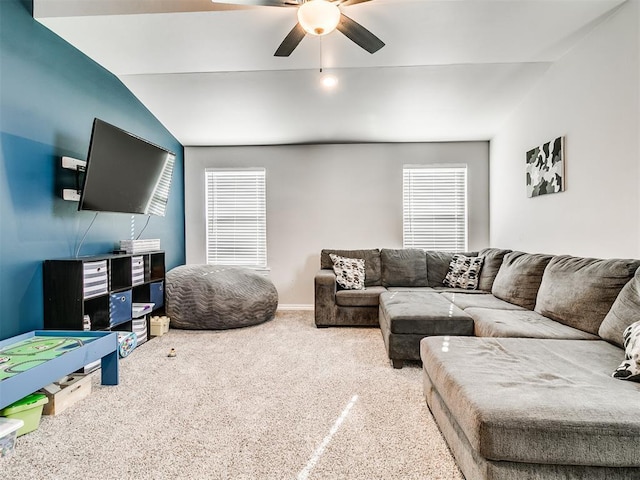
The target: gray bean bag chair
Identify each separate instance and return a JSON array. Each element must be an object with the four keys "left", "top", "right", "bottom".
[{"left": 166, "top": 265, "right": 278, "bottom": 329}]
